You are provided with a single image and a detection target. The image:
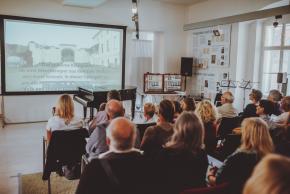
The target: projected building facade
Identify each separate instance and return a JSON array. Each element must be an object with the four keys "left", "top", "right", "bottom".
[{"left": 26, "top": 30, "right": 121, "bottom": 67}]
